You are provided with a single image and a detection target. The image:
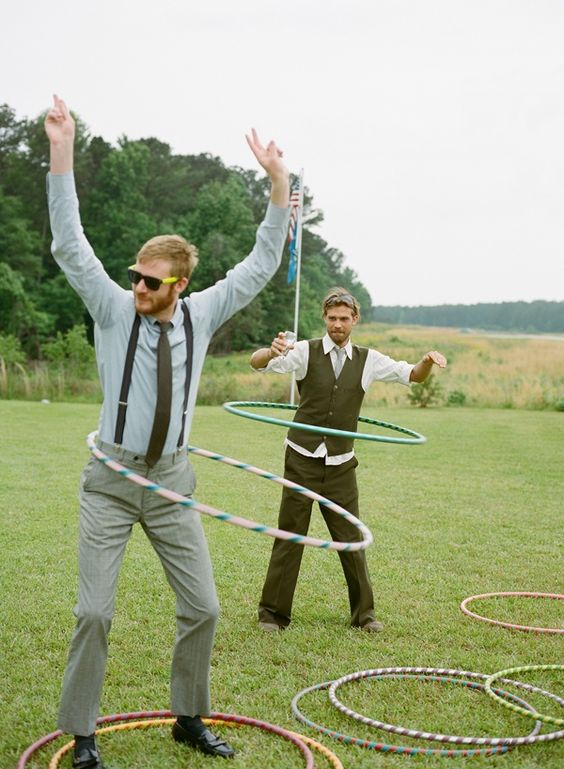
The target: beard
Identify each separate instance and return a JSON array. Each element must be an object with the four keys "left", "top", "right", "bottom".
[{"left": 134, "top": 285, "right": 177, "bottom": 316}]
